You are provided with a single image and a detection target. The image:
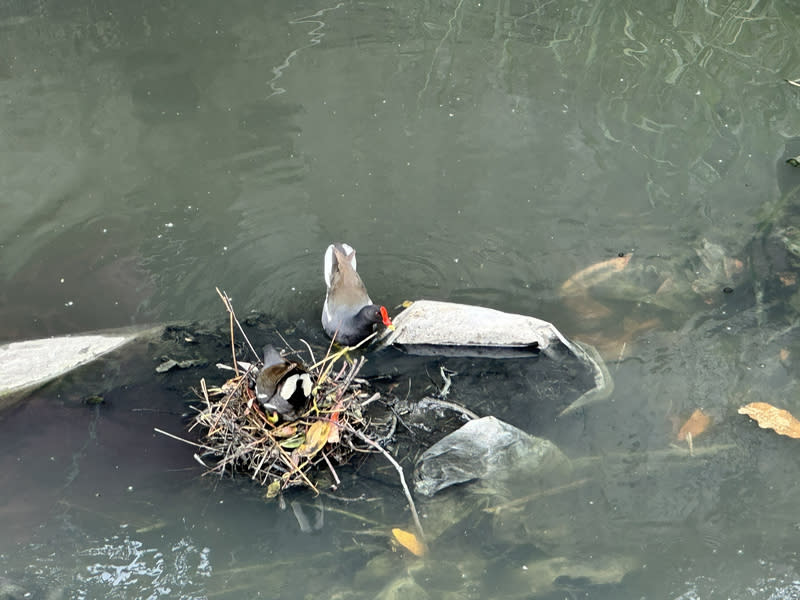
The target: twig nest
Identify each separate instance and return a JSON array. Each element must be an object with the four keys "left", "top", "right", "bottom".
[{"left": 191, "top": 346, "right": 381, "bottom": 497}]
